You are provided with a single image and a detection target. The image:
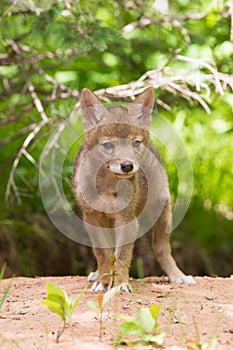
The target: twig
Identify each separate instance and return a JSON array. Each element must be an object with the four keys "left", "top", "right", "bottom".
[
  {"left": 21, "top": 149, "right": 37, "bottom": 166},
  {"left": 3, "top": 0, "right": 27, "bottom": 17},
  {"left": 177, "top": 55, "right": 224, "bottom": 95},
  {"left": 27, "top": 81, "right": 48, "bottom": 122},
  {"left": 5, "top": 119, "right": 52, "bottom": 203},
  {"left": 36, "top": 68, "right": 80, "bottom": 98},
  {"left": 121, "top": 11, "right": 209, "bottom": 34},
  {"left": 0, "top": 123, "right": 38, "bottom": 147},
  {"left": 168, "top": 82, "right": 211, "bottom": 113},
  {"left": 0, "top": 47, "right": 84, "bottom": 66},
  {"left": 0, "top": 91, "right": 79, "bottom": 128},
  {"left": 41, "top": 122, "right": 66, "bottom": 161}
]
